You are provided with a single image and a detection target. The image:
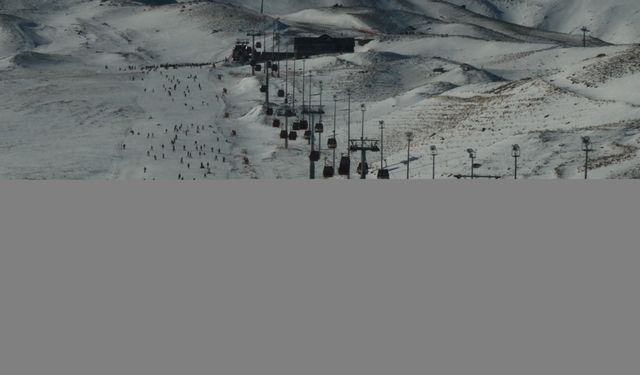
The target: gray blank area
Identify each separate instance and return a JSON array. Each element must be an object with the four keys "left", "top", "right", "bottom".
[{"left": 0, "top": 182, "right": 638, "bottom": 375}]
